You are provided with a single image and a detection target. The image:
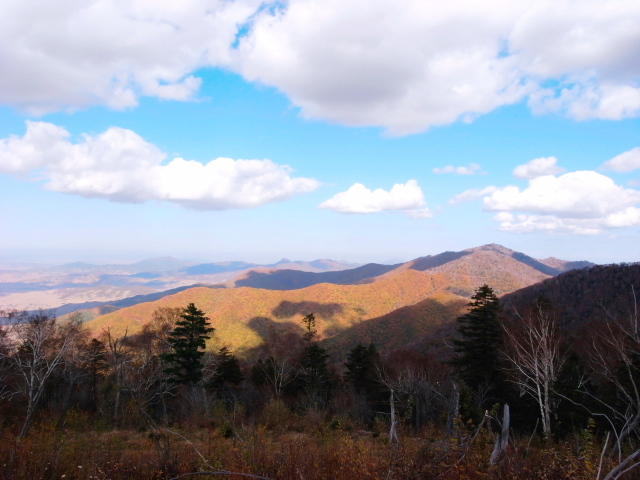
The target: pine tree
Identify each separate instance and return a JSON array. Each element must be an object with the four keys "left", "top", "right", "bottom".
[
  {"left": 161, "top": 303, "right": 214, "bottom": 385},
  {"left": 344, "top": 343, "right": 379, "bottom": 396},
  {"left": 300, "top": 343, "right": 331, "bottom": 400},
  {"left": 451, "top": 285, "right": 503, "bottom": 407},
  {"left": 208, "top": 346, "right": 243, "bottom": 392}
]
